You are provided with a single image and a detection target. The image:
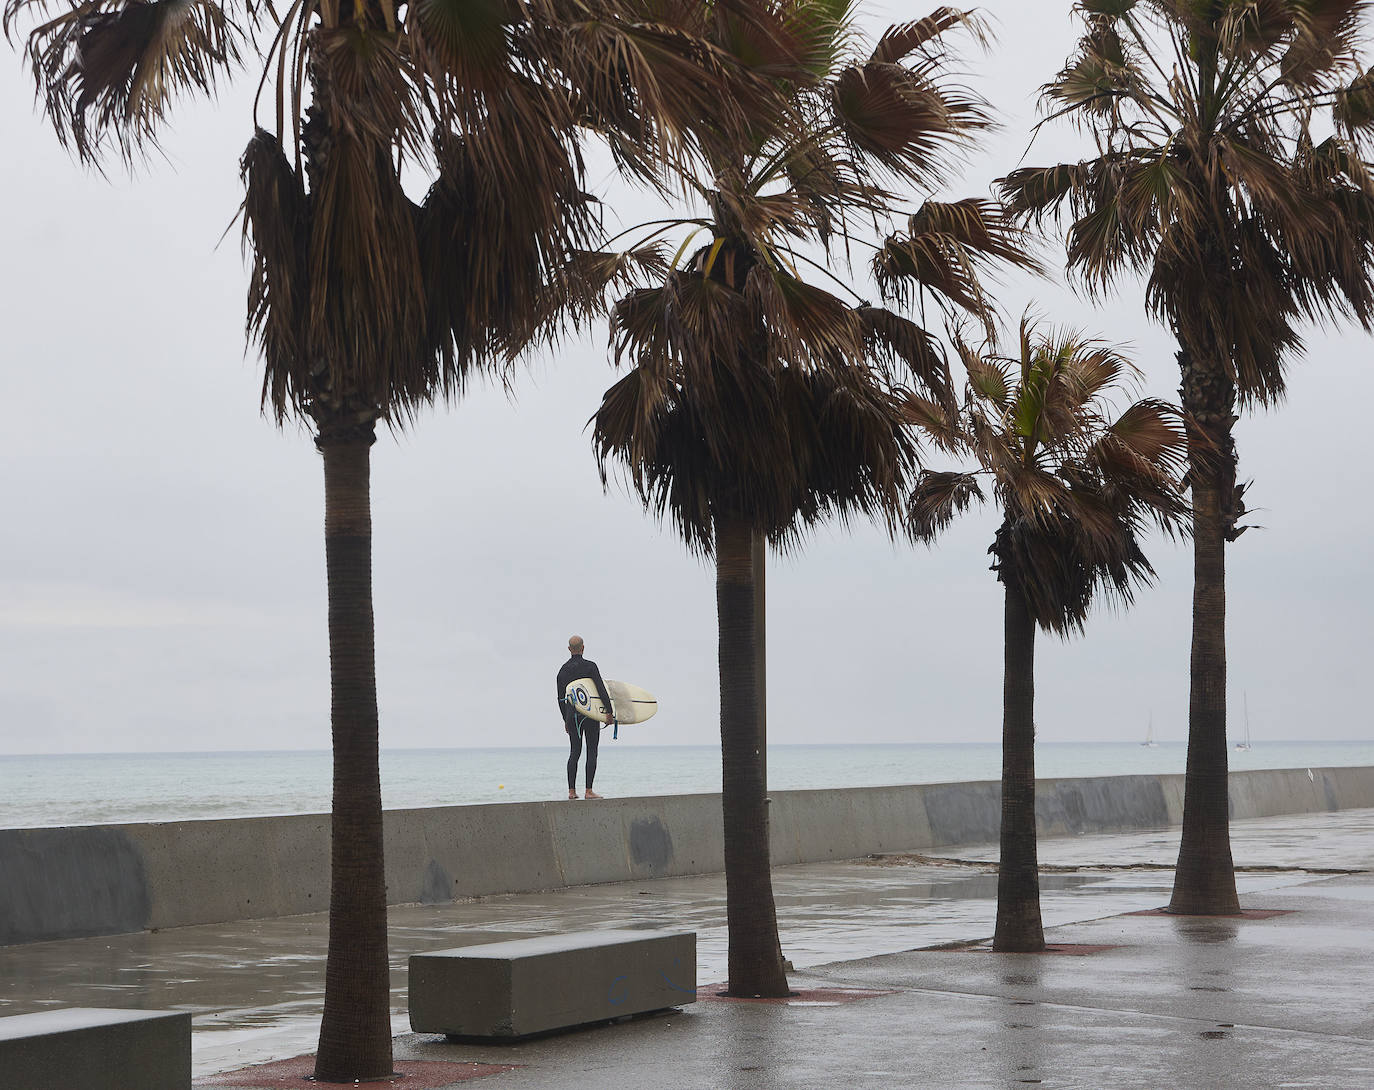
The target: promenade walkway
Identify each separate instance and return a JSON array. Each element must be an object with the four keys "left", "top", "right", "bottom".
[{"left": 2, "top": 807, "right": 1370, "bottom": 1088}]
